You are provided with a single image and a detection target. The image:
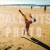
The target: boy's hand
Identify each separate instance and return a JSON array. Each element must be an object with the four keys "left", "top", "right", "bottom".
[{"left": 19, "top": 9, "right": 21, "bottom": 13}]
